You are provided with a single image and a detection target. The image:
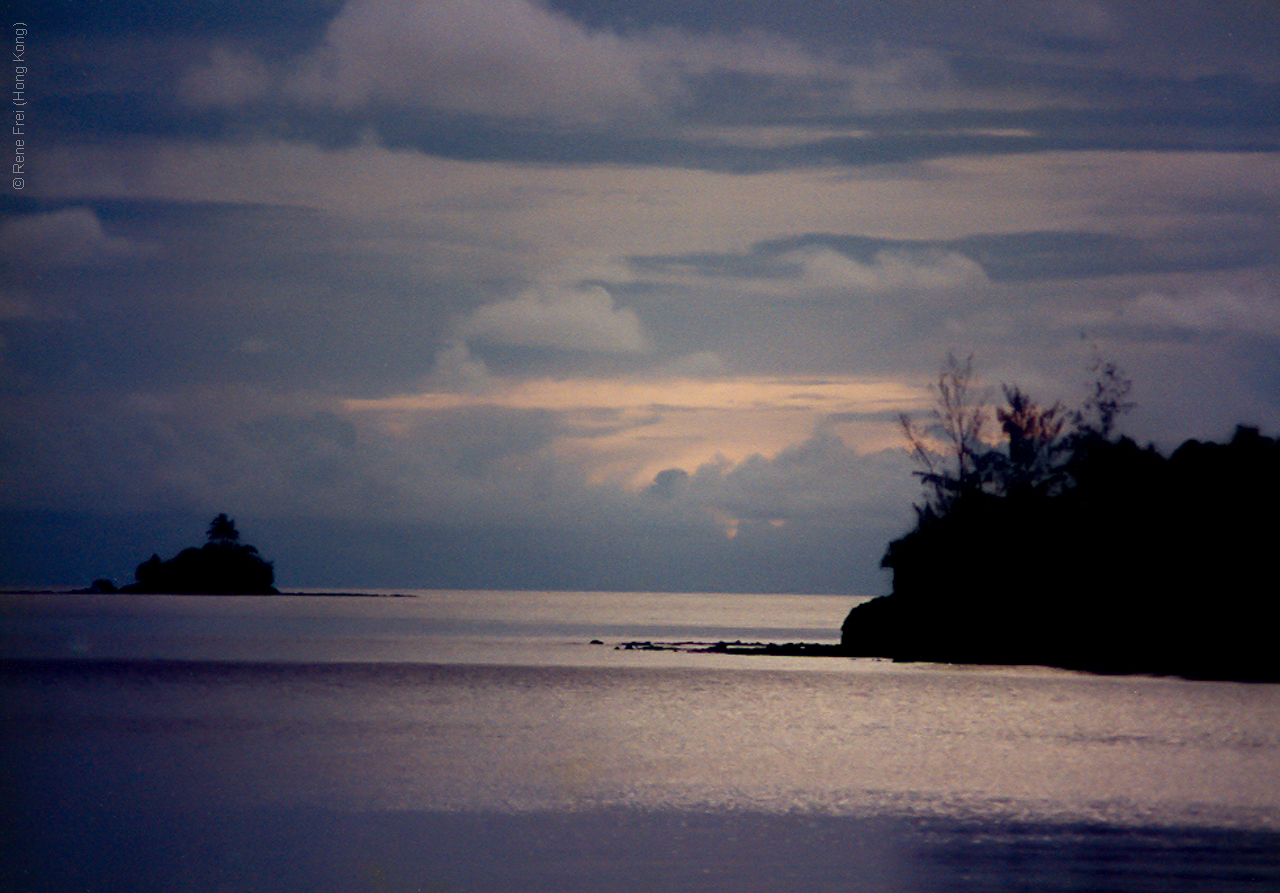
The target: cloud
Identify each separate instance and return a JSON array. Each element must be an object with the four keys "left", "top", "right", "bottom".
[
  {"left": 0, "top": 208, "right": 151, "bottom": 268},
  {"left": 688, "top": 431, "right": 906, "bottom": 520},
  {"left": 224, "top": 0, "right": 970, "bottom": 122},
  {"left": 172, "top": 0, "right": 1008, "bottom": 142},
  {"left": 645, "top": 467, "right": 689, "bottom": 500},
  {"left": 284, "top": 0, "right": 659, "bottom": 121},
  {"left": 646, "top": 430, "right": 917, "bottom": 551},
  {"left": 784, "top": 246, "right": 989, "bottom": 292},
  {"left": 650, "top": 351, "right": 727, "bottom": 379},
  {"left": 430, "top": 339, "right": 496, "bottom": 391},
  {"left": 177, "top": 47, "right": 276, "bottom": 107},
  {"left": 1120, "top": 287, "right": 1280, "bottom": 338},
  {"left": 459, "top": 285, "right": 653, "bottom": 354},
  {"left": 630, "top": 240, "right": 991, "bottom": 304},
  {"left": 1005, "top": 0, "right": 1118, "bottom": 43},
  {"left": 839, "top": 47, "right": 965, "bottom": 114},
  {"left": 345, "top": 369, "right": 928, "bottom": 492}
]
